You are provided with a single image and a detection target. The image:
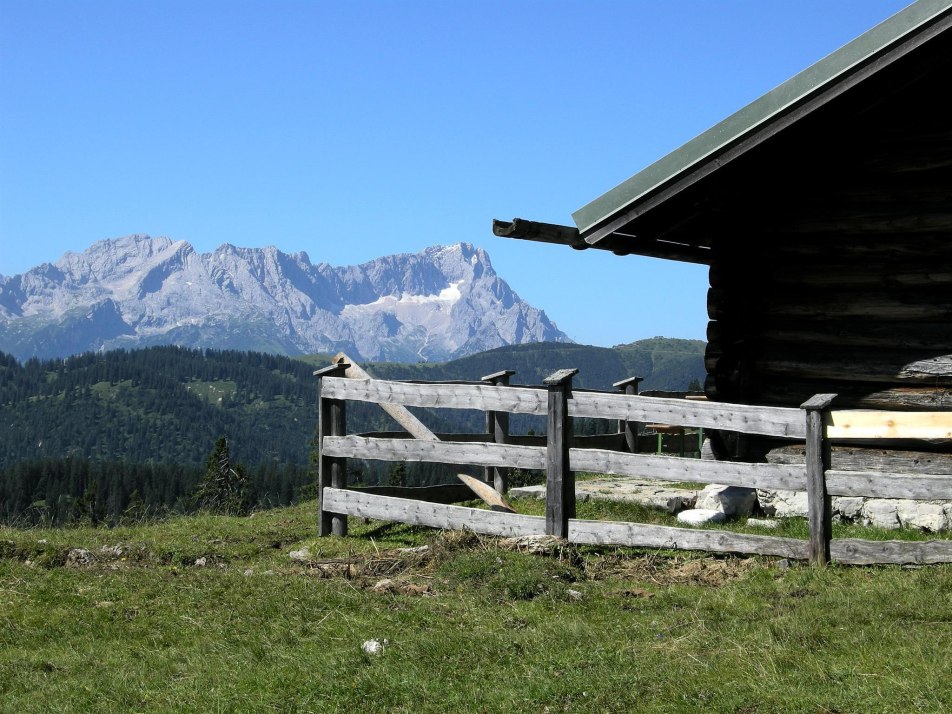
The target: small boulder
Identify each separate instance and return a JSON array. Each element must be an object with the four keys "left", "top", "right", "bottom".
[
  {"left": 288, "top": 548, "right": 311, "bottom": 562},
  {"left": 695, "top": 485, "right": 757, "bottom": 516},
  {"left": 361, "top": 639, "right": 387, "bottom": 655},
  {"left": 371, "top": 579, "right": 396, "bottom": 594},
  {"left": 676, "top": 509, "right": 726, "bottom": 526},
  {"left": 65, "top": 548, "right": 94, "bottom": 568}
]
